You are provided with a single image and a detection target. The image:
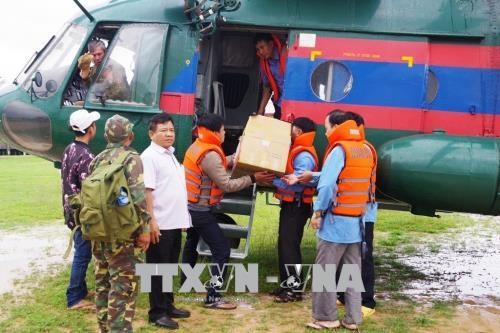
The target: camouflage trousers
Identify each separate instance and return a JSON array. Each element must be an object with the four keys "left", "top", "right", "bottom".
[{"left": 93, "top": 241, "right": 145, "bottom": 333}]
